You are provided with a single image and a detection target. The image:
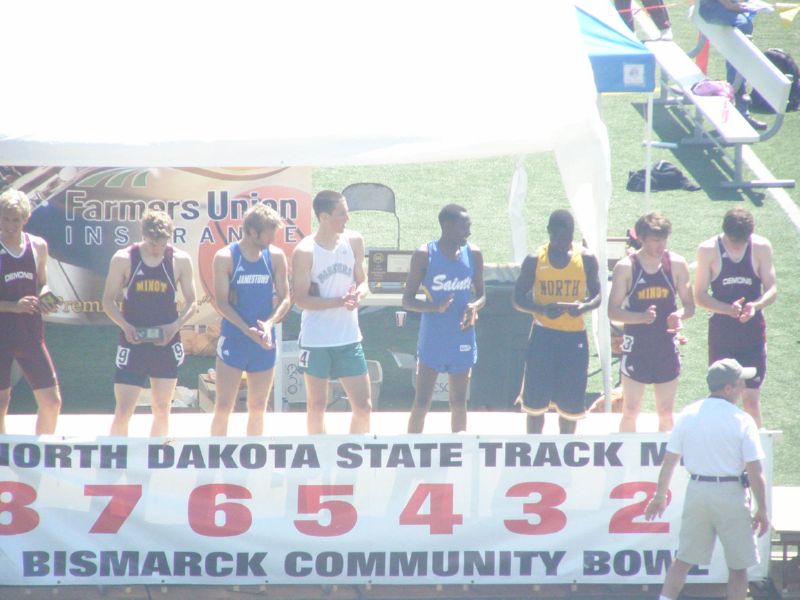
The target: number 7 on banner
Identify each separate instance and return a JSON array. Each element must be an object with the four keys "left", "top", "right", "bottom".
[{"left": 84, "top": 484, "right": 143, "bottom": 534}]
